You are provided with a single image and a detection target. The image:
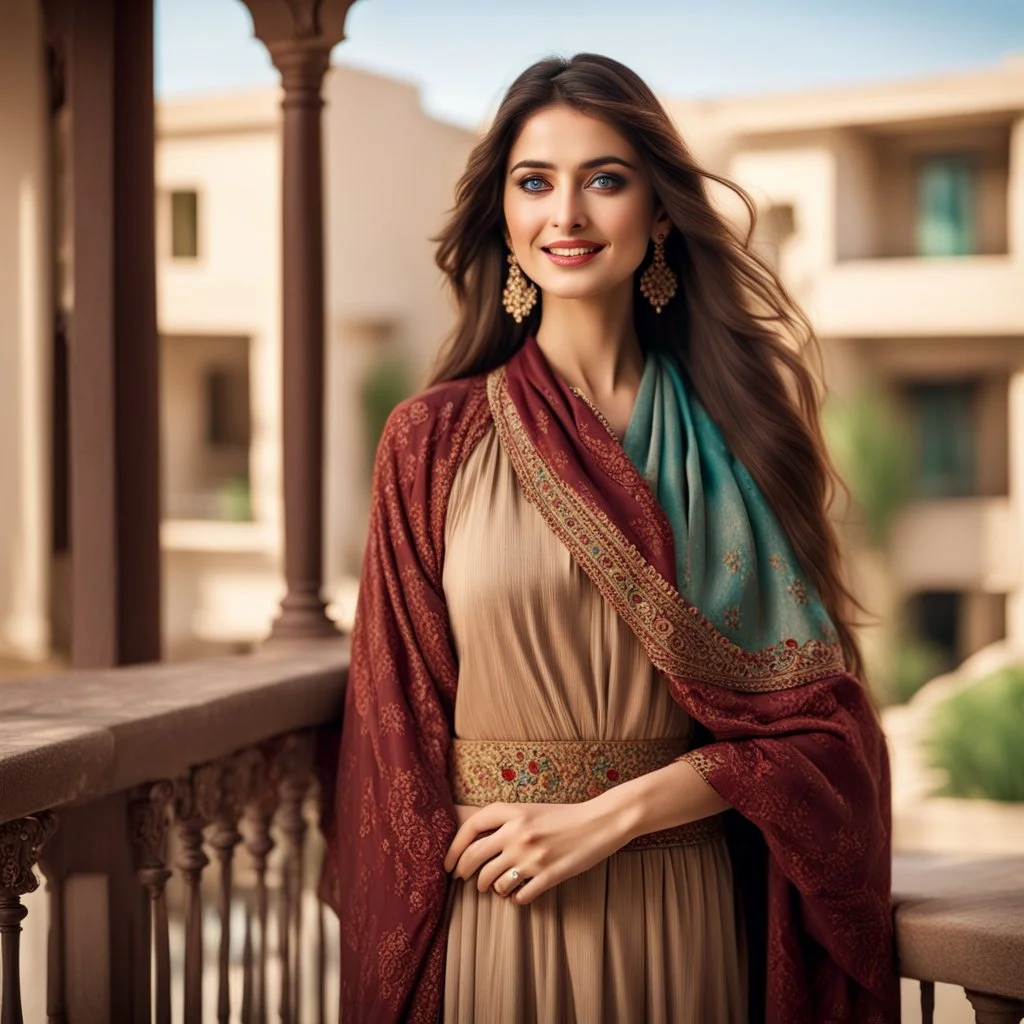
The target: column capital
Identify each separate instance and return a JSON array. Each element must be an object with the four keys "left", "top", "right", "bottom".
[
  {"left": 0, "top": 813, "right": 57, "bottom": 898},
  {"left": 238, "top": 0, "right": 359, "bottom": 54}
]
